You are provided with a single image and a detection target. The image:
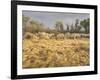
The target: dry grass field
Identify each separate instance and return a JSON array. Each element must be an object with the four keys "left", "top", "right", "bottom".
[{"left": 22, "top": 32, "right": 90, "bottom": 68}]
